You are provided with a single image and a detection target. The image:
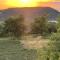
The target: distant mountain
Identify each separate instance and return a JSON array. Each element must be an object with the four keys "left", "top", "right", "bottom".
[{"left": 0, "top": 7, "right": 60, "bottom": 22}]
